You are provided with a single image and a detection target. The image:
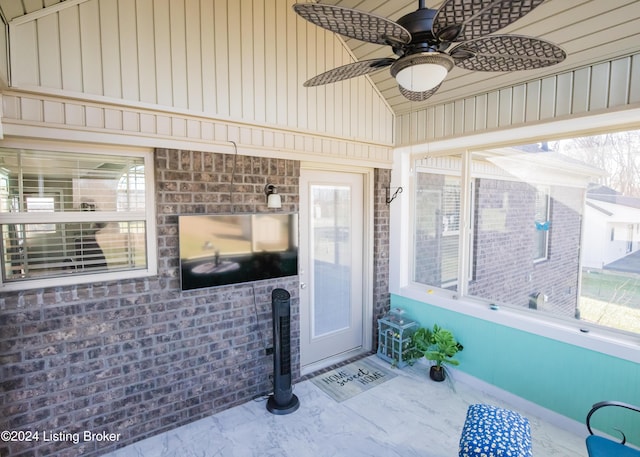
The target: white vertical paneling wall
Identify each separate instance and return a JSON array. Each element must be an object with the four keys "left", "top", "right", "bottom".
[
  {"left": 5, "top": 0, "right": 394, "bottom": 163},
  {"left": 397, "top": 53, "right": 640, "bottom": 146},
  {"left": 0, "top": 17, "right": 7, "bottom": 87}
]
